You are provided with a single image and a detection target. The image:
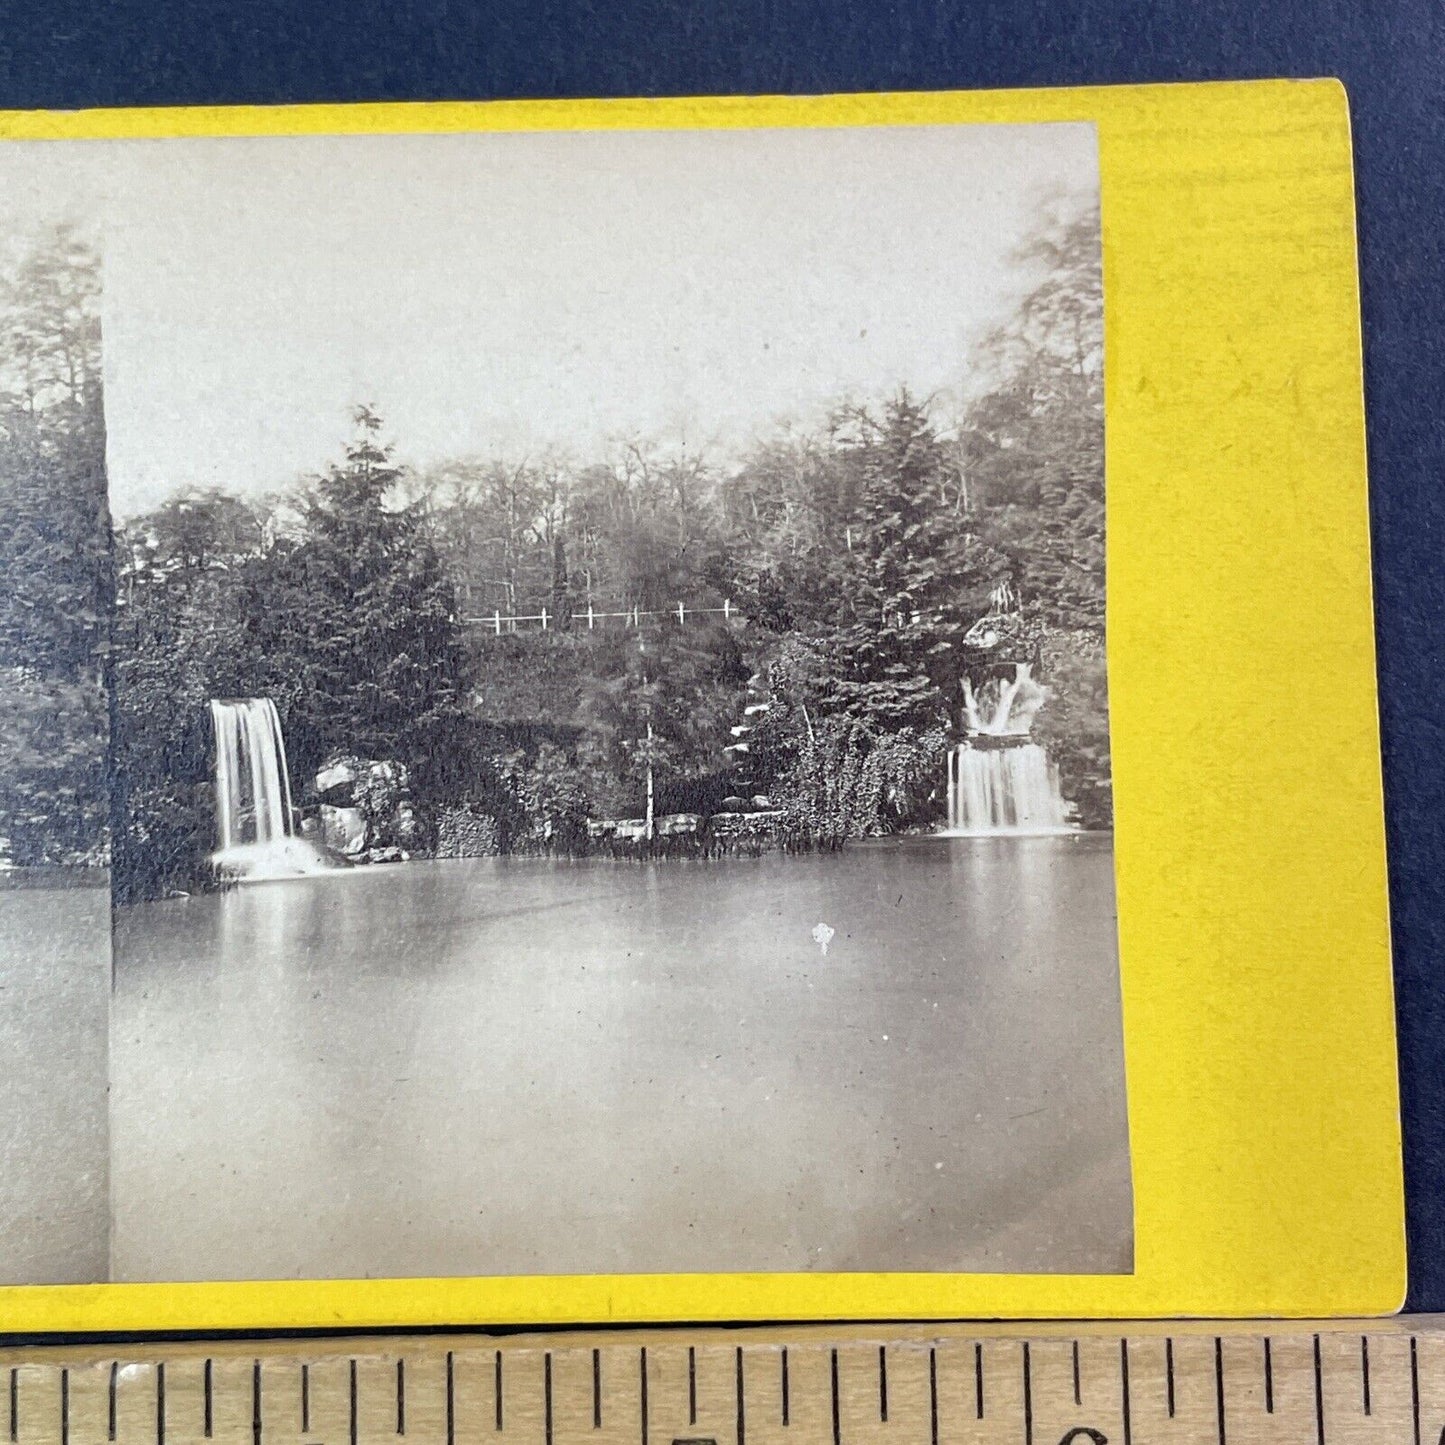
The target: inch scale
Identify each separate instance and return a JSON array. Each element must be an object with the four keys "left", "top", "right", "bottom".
[{"left": 3, "top": 1321, "right": 1442, "bottom": 1445}]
